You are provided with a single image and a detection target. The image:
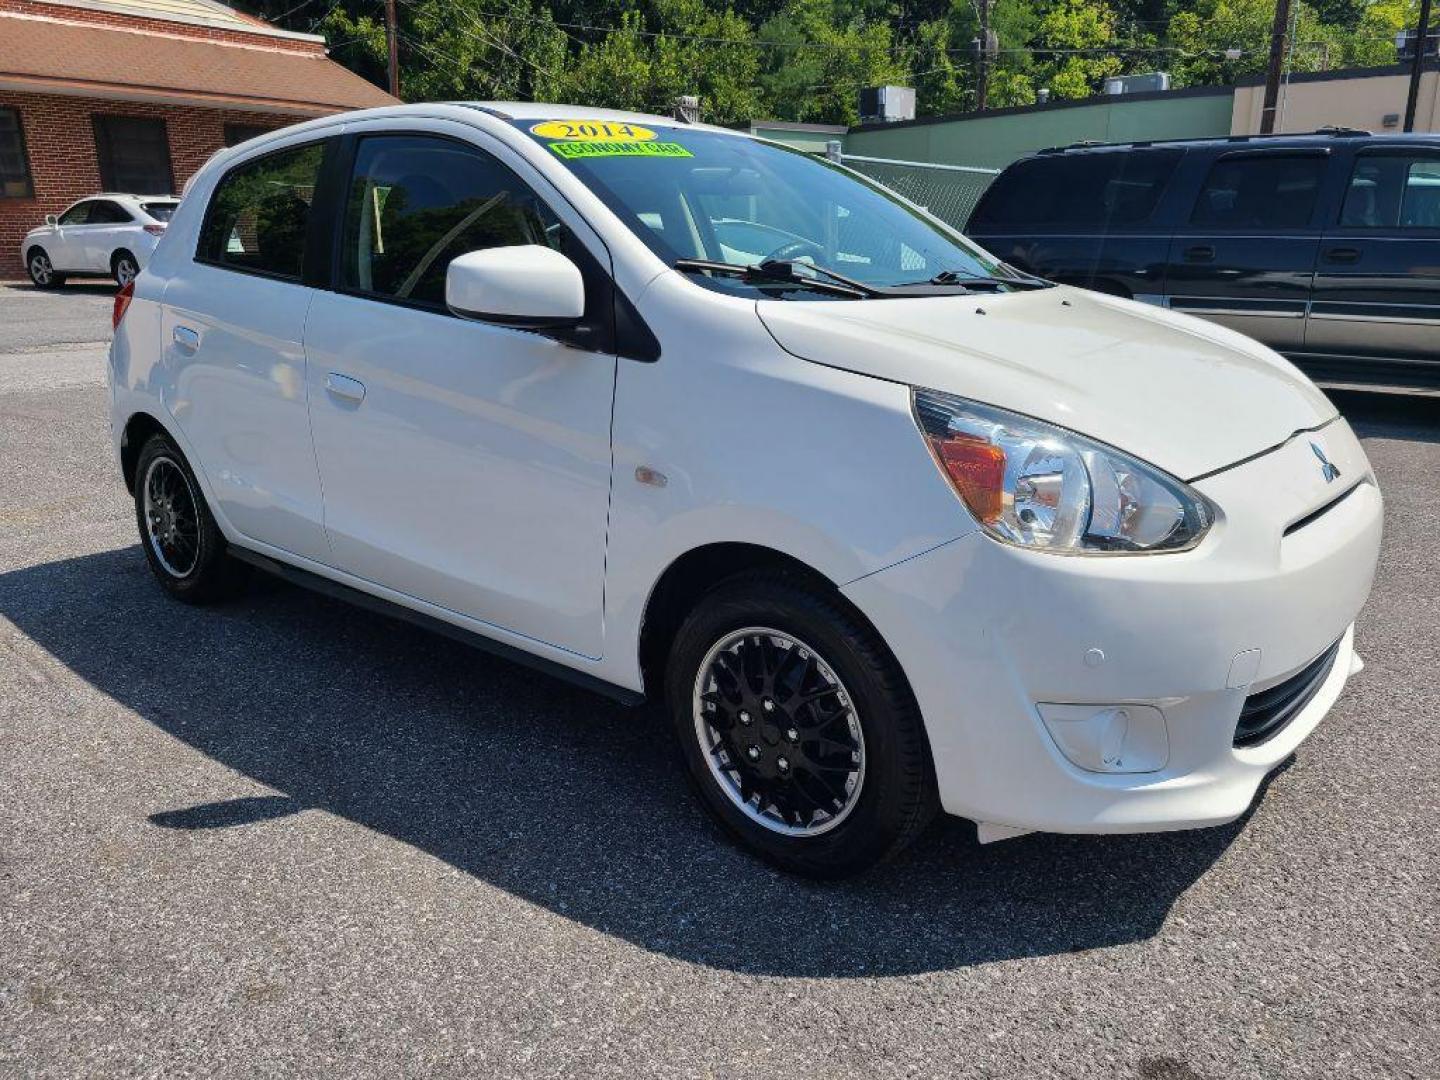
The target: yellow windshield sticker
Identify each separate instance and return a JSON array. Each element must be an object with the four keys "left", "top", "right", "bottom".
[
  {"left": 549, "top": 141, "right": 693, "bottom": 161},
  {"left": 531, "top": 120, "right": 657, "bottom": 142}
]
